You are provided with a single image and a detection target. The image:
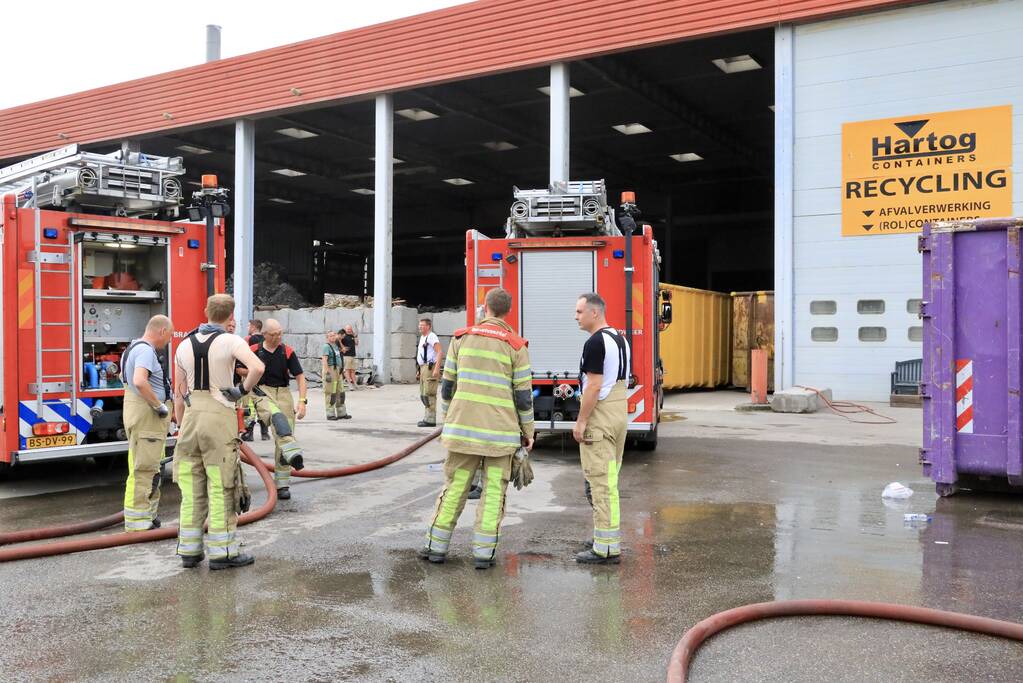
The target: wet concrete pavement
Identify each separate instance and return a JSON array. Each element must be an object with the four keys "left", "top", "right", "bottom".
[{"left": 0, "top": 386, "right": 1021, "bottom": 682}]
